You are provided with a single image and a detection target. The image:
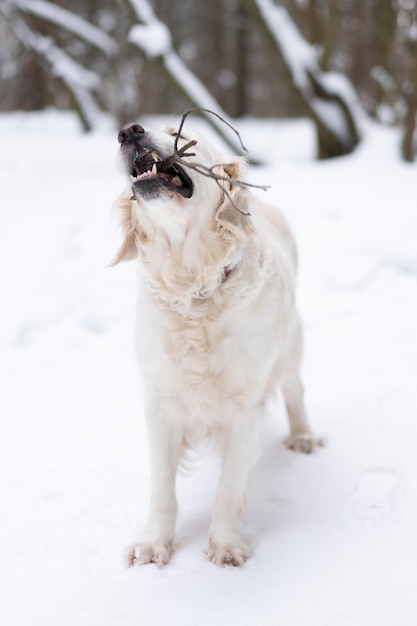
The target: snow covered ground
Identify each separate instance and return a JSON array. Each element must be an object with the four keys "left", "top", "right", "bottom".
[{"left": 1, "top": 110, "right": 416, "bottom": 625}]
